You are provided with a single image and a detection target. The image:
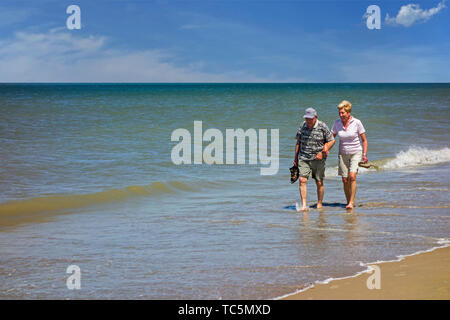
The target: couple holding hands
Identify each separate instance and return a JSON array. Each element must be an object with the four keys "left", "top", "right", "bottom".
[{"left": 292, "top": 100, "right": 368, "bottom": 211}]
